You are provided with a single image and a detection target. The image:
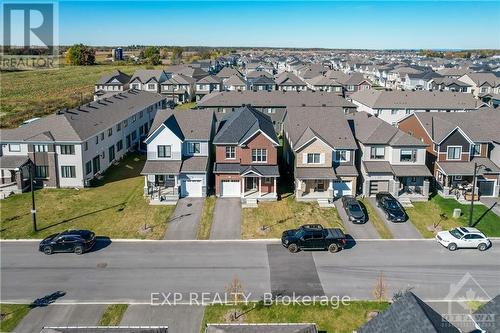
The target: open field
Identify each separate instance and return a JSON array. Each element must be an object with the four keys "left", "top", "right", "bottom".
[
  {"left": 0, "top": 64, "right": 161, "bottom": 128},
  {"left": 0, "top": 304, "right": 31, "bottom": 332},
  {"left": 406, "top": 194, "right": 500, "bottom": 238},
  {"left": 200, "top": 301, "right": 390, "bottom": 333},
  {"left": 0, "top": 153, "right": 174, "bottom": 239},
  {"left": 242, "top": 194, "right": 344, "bottom": 239}
]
